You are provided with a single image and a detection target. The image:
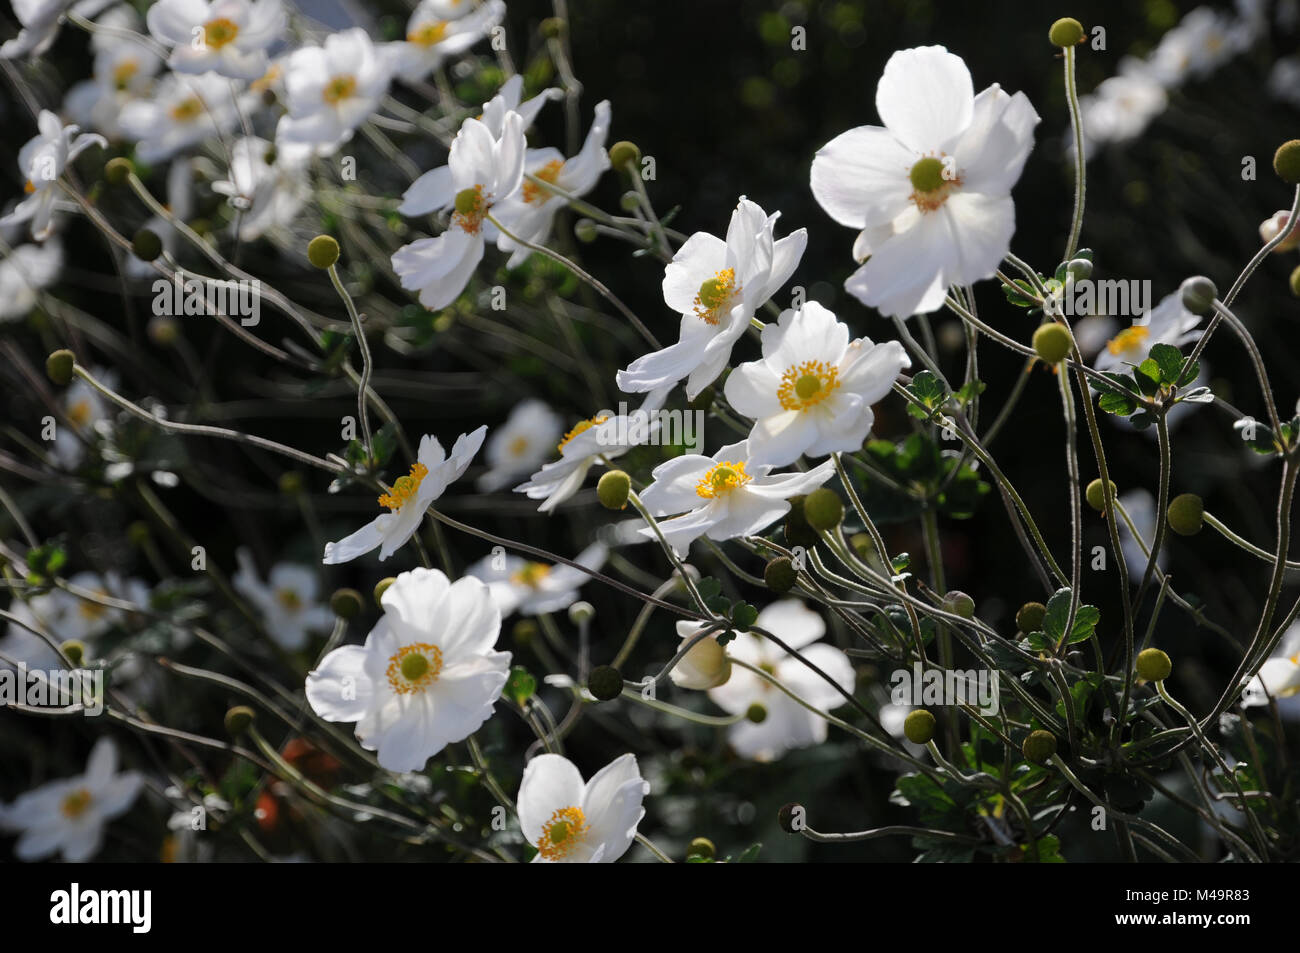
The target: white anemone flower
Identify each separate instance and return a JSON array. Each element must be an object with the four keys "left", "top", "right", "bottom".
[
  {"left": 616, "top": 197, "right": 806, "bottom": 400},
  {"left": 323, "top": 427, "right": 486, "bottom": 564},
  {"left": 517, "top": 753, "right": 648, "bottom": 863},
  {"left": 1093, "top": 291, "right": 1201, "bottom": 373},
  {"left": 668, "top": 622, "right": 732, "bottom": 690},
  {"left": 53, "top": 368, "right": 113, "bottom": 468},
  {"left": 232, "top": 550, "right": 334, "bottom": 650},
  {"left": 147, "top": 0, "right": 285, "bottom": 81},
  {"left": 492, "top": 100, "right": 611, "bottom": 268},
  {"left": 637, "top": 439, "right": 835, "bottom": 556},
  {"left": 119, "top": 71, "right": 238, "bottom": 163},
  {"left": 811, "top": 45, "right": 1039, "bottom": 318},
  {"left": 0, "top": 0, "right": 112, "bottom": 59},
  {"left": 305, "top": 568, "right": 510, "bottom": 772},
  {"left": 1078, "top": 62, "right": 1168, "bottom": 155},
  {"left": 465, "top": 542, "right": 607, "bottom": 618},
  {"left": 0, "top": 738, "right": 143, "bottom": 862},
  {"left": 724, "top": 301, "right": 910, "bottom": 466},
  {"left": 1145, "top": 7, "right": 1252, "bottom": 87},
  {"left": 0, "top": 111, "right": 105, "bottom": 241},
  {"left": 514, "top": 387, "right": 669, "bottom": 514},
  {"left": 477, "top": 398, "right": 564, "bottom": 492},
  {"left": 705, "top": 600, "right": 854, "bottom": 761},
  {"left": 1242, "top": 624, "right": 1300, "bottom": 709},
  {"left": 275, "top": 28, "right": 392, "bottom": 159},
  {"left": 389, "top": 0, "right": 504, "bottom": 83},
  {"left": 478, "top": 74, "right": 562, "bottom": 136},
  {"left": 0, "top": 239, "right": 62, "bottom": 321},
  {"left": 211, "top": 136, "right": 310, "bottom": 240},
  {"left": 64, "top": 32, "right": 163, "bottom": 139},
  {"left": 392, "top": 111, "right": 526, "bottom": 310}
]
